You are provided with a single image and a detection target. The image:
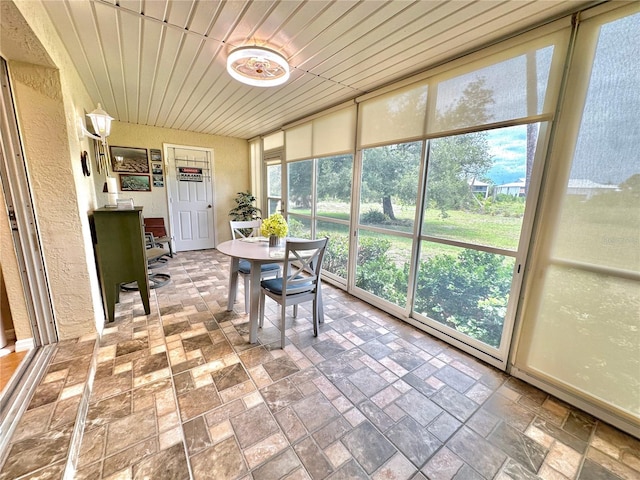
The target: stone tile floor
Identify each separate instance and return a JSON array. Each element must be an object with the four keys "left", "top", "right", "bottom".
[{"left": 1, "top": 249, "right": 638, "bottom": 479}]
